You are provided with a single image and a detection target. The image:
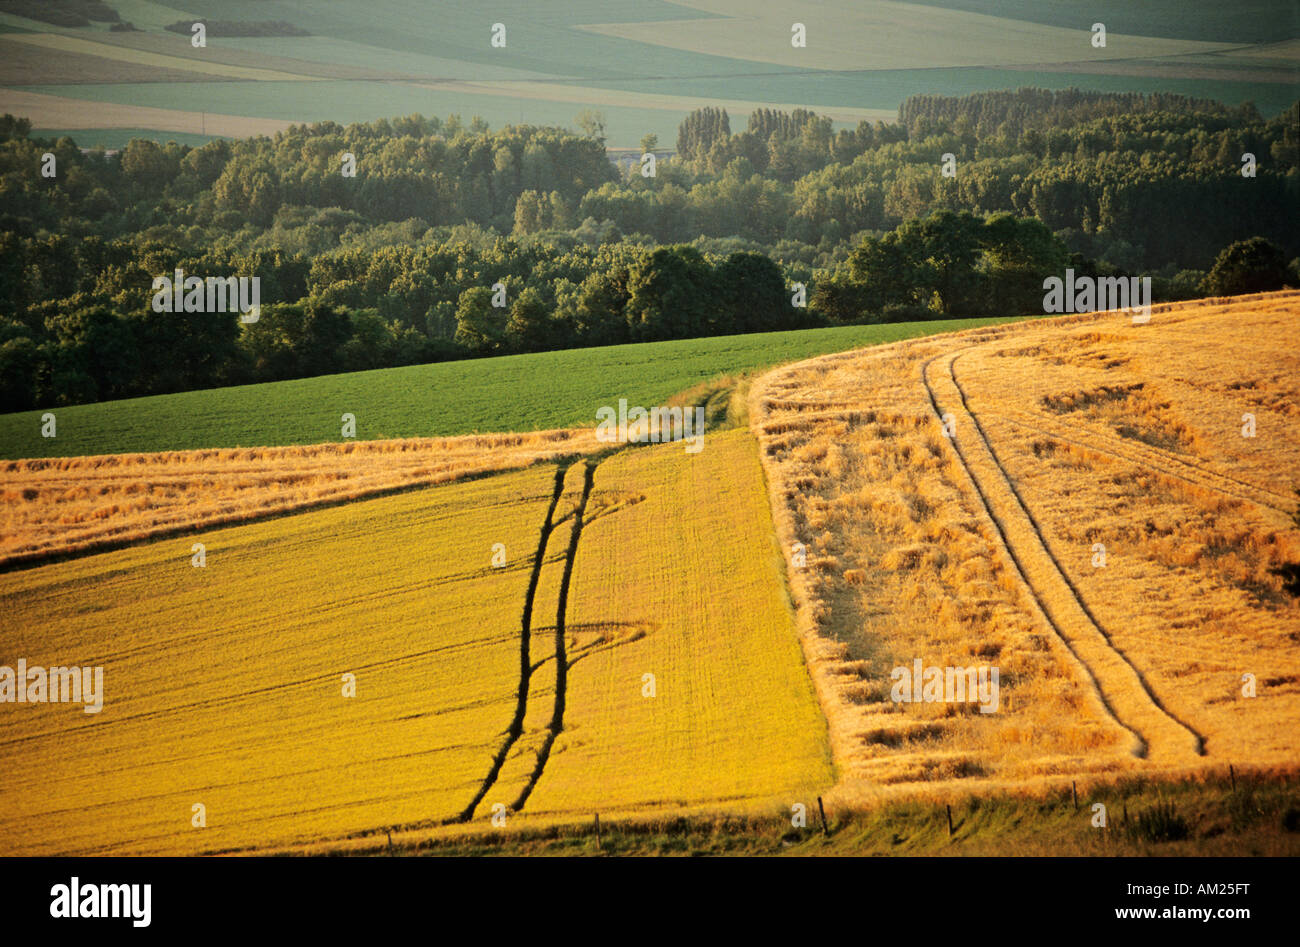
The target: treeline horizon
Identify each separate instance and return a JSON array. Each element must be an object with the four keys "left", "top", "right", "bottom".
[{"left": 1, "top": 88, "right": 1297, "bottom": 412}]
